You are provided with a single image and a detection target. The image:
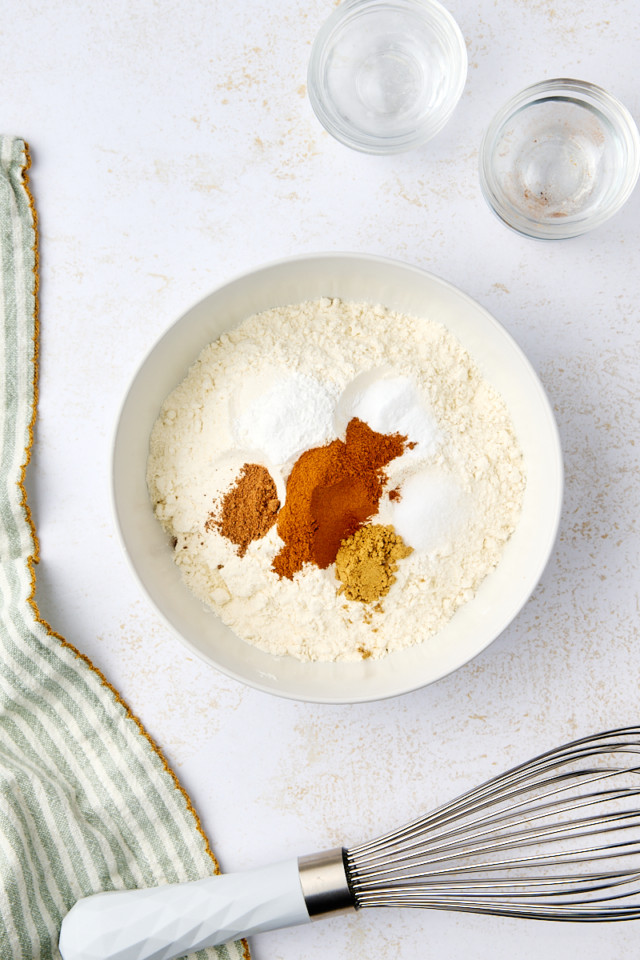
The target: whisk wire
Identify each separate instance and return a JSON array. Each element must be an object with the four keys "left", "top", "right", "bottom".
[
  {"left": 345, "top": 727, "right": 640, "bottom": 921},
  {"left": 357, "top": 763, "right": 640, "bottom": 859},
  {"left": 356, "top": 797, "right": 640, "bottom": 873}
]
